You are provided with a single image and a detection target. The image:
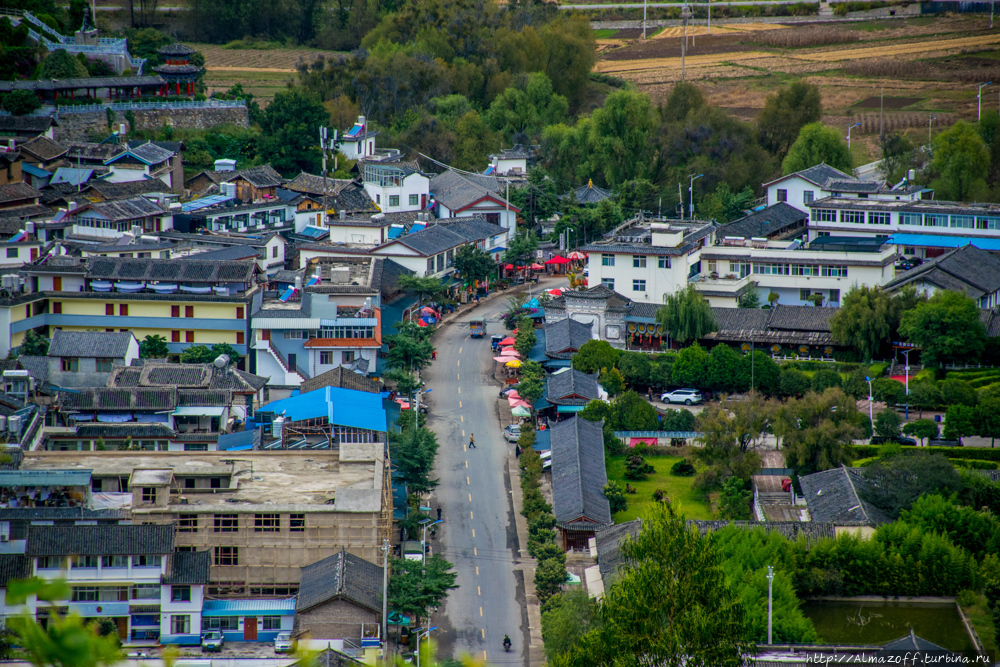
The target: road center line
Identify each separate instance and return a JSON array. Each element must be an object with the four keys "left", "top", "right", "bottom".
[
  {"left": 459, "top": 401, "right": 462, "bottom": 408},
  {"left": 480, "top": 607, "right": 483, "bottom": 617},
  {"left": 470, "top": 511, "right": 474, "bottom": 520},
  {"left": 458, "top": 387, "right": 461, "bottom": 394},
  {"left": 469, "top": 493, "right": 472, "bottom": 502},
  {"left": 478, "top": 585, "right": 481, "bottom": 595},
  {"left": 472, "top": 528, "right": 476, "bottom": 537},
  {"left": 476, "top": 566, "right": 479, "bottom": 575},
  {"left": 467, "top": 476, "right": 470, "bottom": 484},
  {"left": 483, "top": 650, "right": 487, "bottom": 661},
  {"left": 461, "top": 415, "right": 464, "bottom": 423},
  {"left": 457, "top": 373, "right": 460, "bottom": 380},
  {"left": 459, "top": 347, "right": 462, "bottom": 353},
  {"left": 465, "top": 461, "right": 468, "bottom": 468},
  {"left": 457, "top": 360, "right": 460, "bottom": 367},
  {"left": 481, "top": 629, "right": 485, "bottom": 639},
  {"left": 474, "top": 546, "right": 477, "bottom": 556}
]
